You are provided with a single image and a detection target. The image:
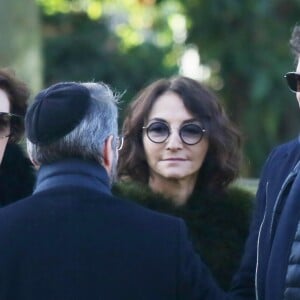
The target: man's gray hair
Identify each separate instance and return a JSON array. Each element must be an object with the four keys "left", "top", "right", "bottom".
[{"left": 27, "top": 82, "right": 119, "bottom": 165}]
